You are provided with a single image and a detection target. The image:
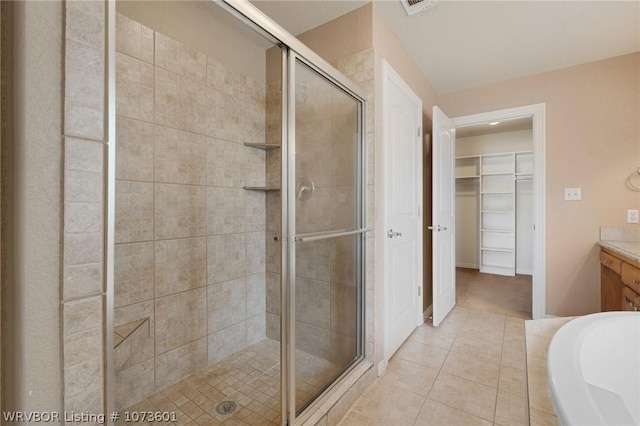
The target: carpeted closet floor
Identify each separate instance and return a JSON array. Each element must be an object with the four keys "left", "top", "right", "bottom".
[{"left": 456, "top": 268, "right": 532, "bottom": 319}]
